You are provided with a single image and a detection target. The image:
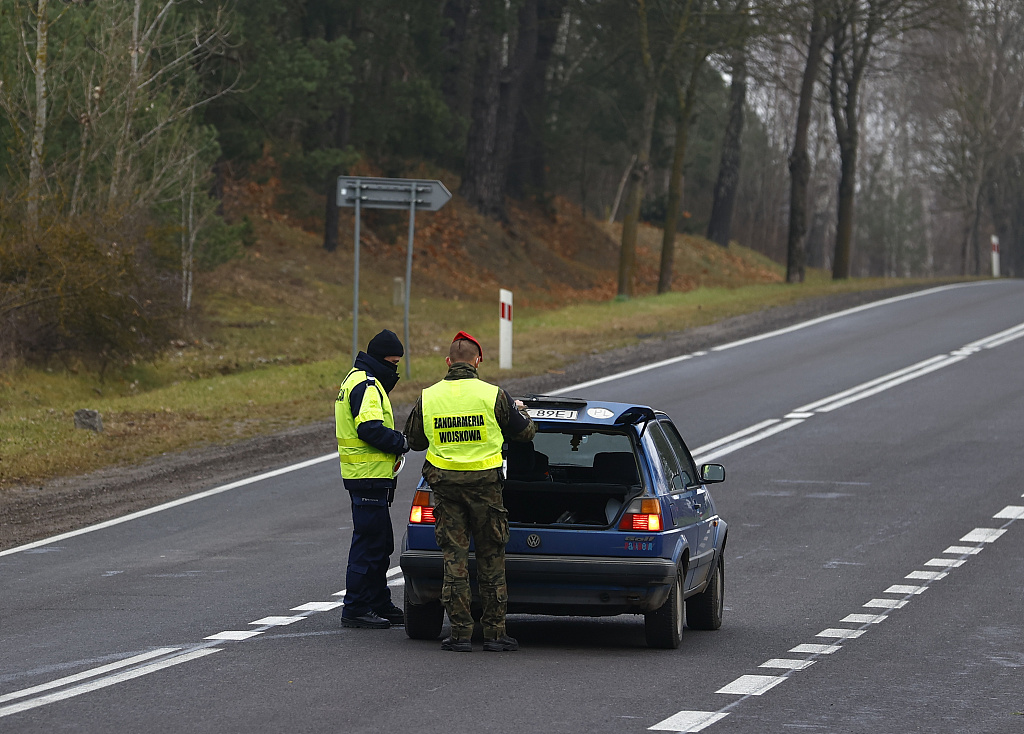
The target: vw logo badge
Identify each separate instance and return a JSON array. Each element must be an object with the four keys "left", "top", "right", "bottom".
[{"left": 526, "top": 533, "right": 542, "bottom": 549}]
